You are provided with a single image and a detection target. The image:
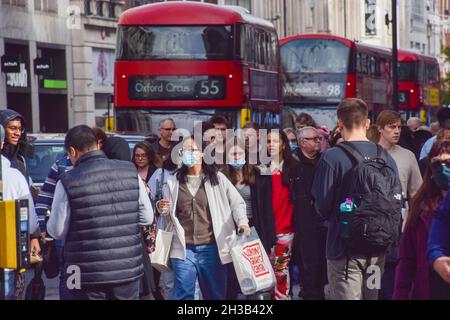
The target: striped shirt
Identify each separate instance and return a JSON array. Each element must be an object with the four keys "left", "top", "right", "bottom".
[{"left": 35, "top": 156, "right": 73, "bottom": 233}]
